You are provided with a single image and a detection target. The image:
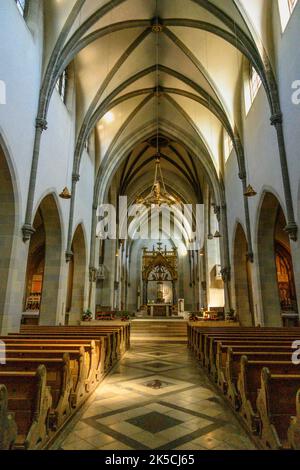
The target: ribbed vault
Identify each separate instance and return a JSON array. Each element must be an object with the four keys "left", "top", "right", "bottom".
[{"left": 22, "top": 0, "right": 298, "bottom": 269}]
